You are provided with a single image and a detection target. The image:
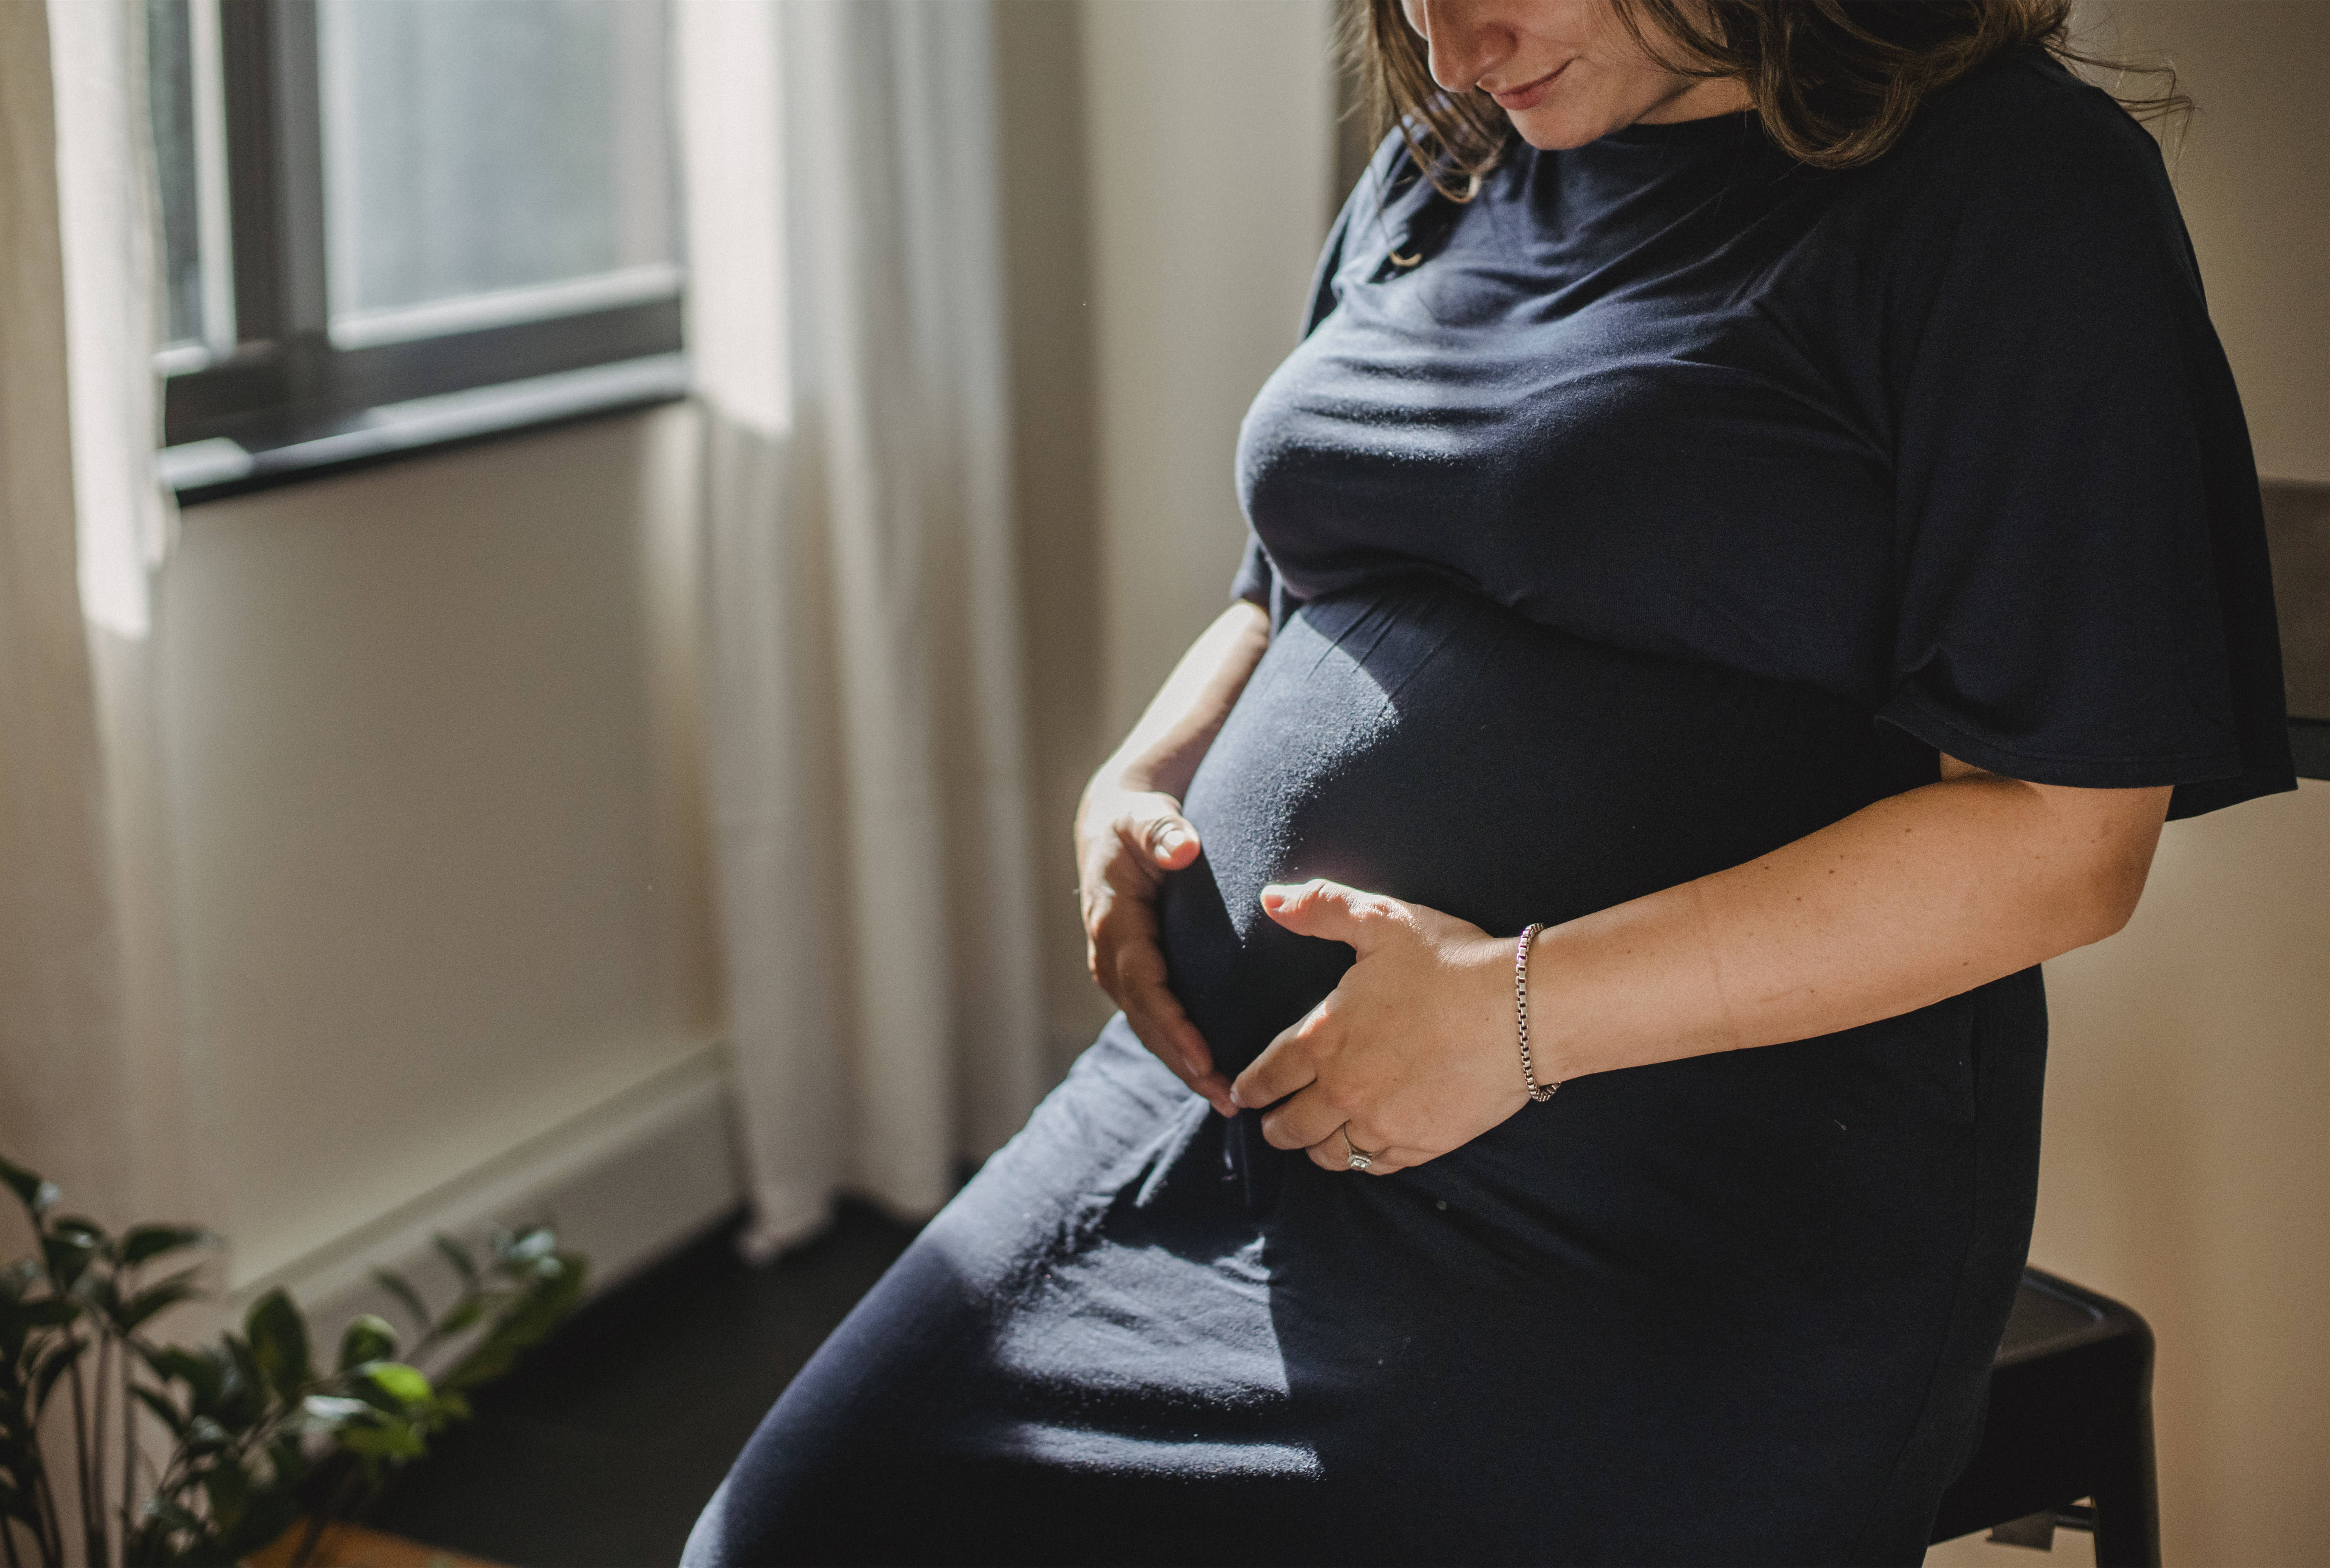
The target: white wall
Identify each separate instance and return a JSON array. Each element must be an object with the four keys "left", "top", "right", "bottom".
[
  {"left": 996, "top": 0, "right": 1114, "bottom": 1067},
  {"left": 1082, "top": 0, "right": 1339, "bottom": 737},
  {"left": 151, "top": 0, "right": 1351, "bottom": 1316},
  {"left": 2090, "top": 1, "right": 2330, "bottom": 486},
  {"left": 2042, "top": 785, "right": 2330, "bottom": 1564},
  {"left": 1931, "top": 7, "right": 2330, "bottom": 1564},
  {"left": 158, "top": 406, "right": 731, "bottom": 1302}
]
